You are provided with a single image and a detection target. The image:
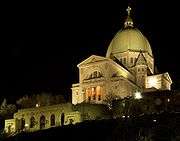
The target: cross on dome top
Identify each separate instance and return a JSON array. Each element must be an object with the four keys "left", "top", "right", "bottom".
[
  {"left": 124, "top": 6, "right": 134, "bottom": 28},
  {"left": 126, "top": 6, "right": 131, "bottom": 16}
]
